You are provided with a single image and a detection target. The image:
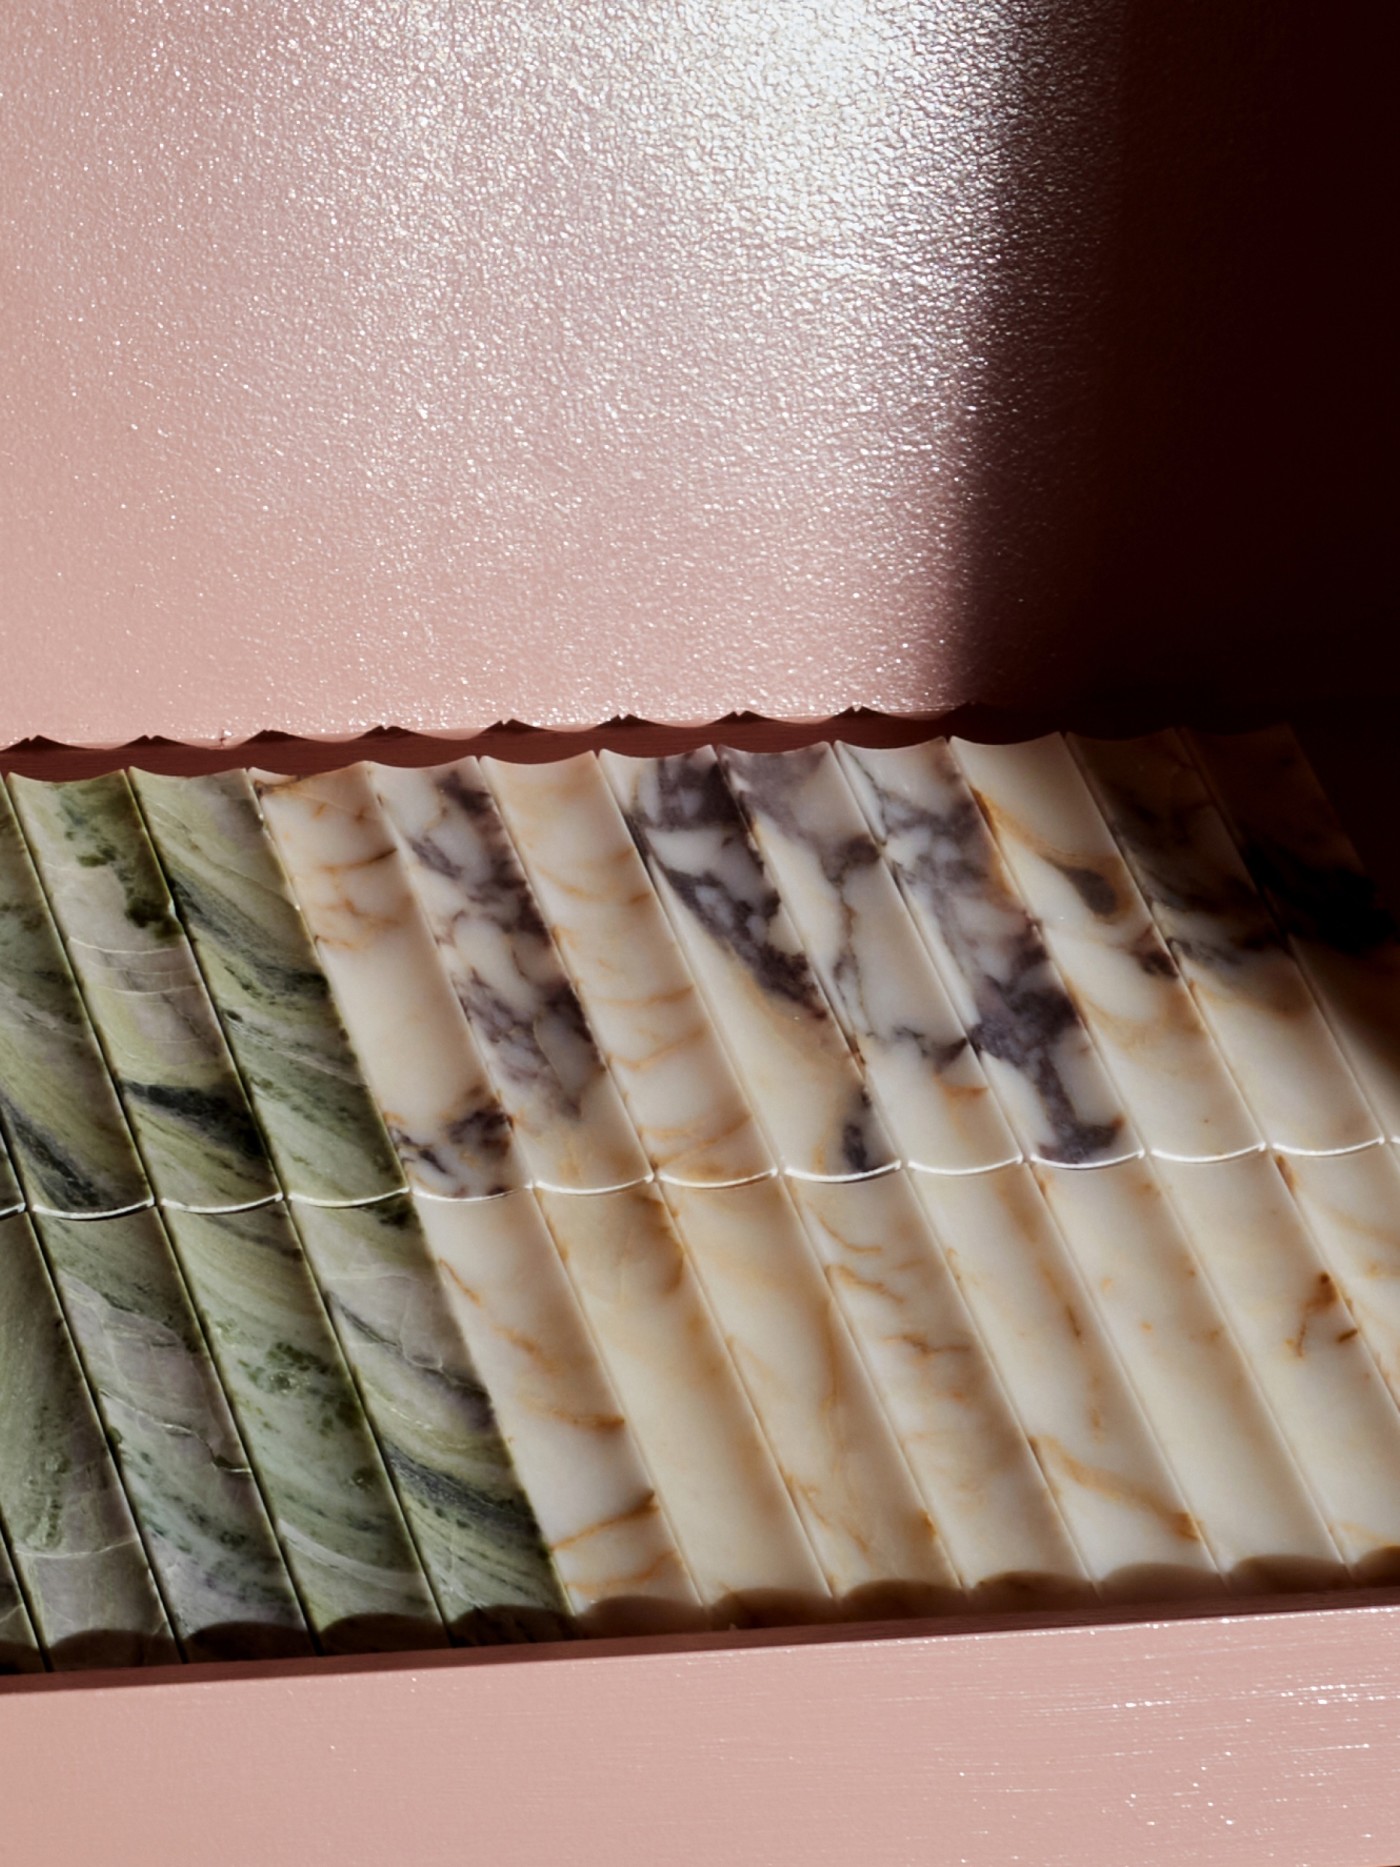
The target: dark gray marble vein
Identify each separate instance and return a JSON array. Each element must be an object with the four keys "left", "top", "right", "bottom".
[
  {"left": 840, "top": 743, "right": 1128, "bottom": 1165},
  {"left": 132, "top": 771, "right": 406, "bottom": 1203},
  {"left": 0, "top": 1210, "right": 175, "bottom": 1668}
]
